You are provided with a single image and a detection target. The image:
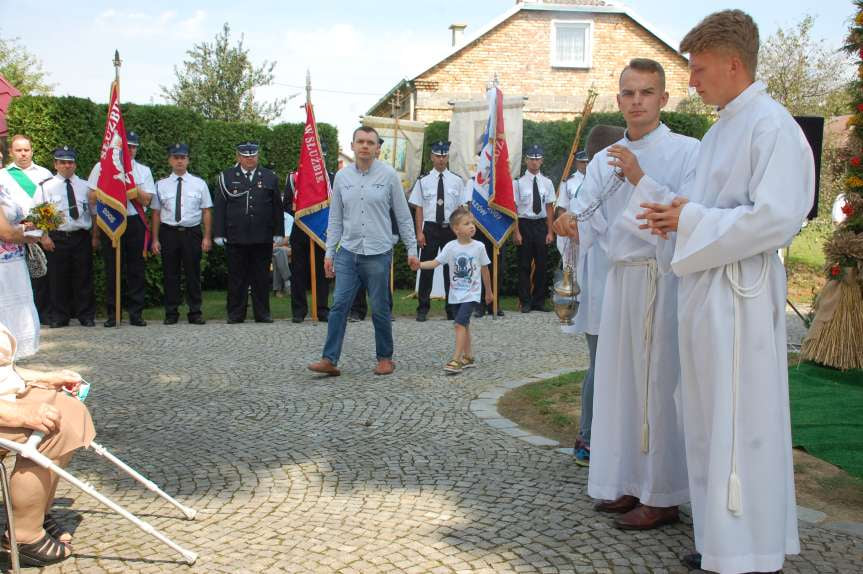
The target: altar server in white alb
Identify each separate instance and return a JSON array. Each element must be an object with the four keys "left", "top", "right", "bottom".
[
  {"left": 638, "top": 10, "right": 813, "bottom": 573},
  {"left": 561, "top": 59, "right": 698, "bottom": 530}
]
